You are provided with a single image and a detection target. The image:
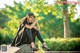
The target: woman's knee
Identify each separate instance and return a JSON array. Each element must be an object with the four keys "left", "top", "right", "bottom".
[
  {"left": 25, "top": 29, "right": 30, "bottom": 32},
  {"left": 25, "top": 29, "right": 31, "bottom": 33}
]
